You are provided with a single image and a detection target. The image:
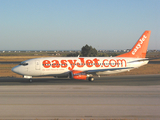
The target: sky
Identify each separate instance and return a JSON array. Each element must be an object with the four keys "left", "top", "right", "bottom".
[{"left": 0, "top": 0, "right": 160, "bottom": 50}]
